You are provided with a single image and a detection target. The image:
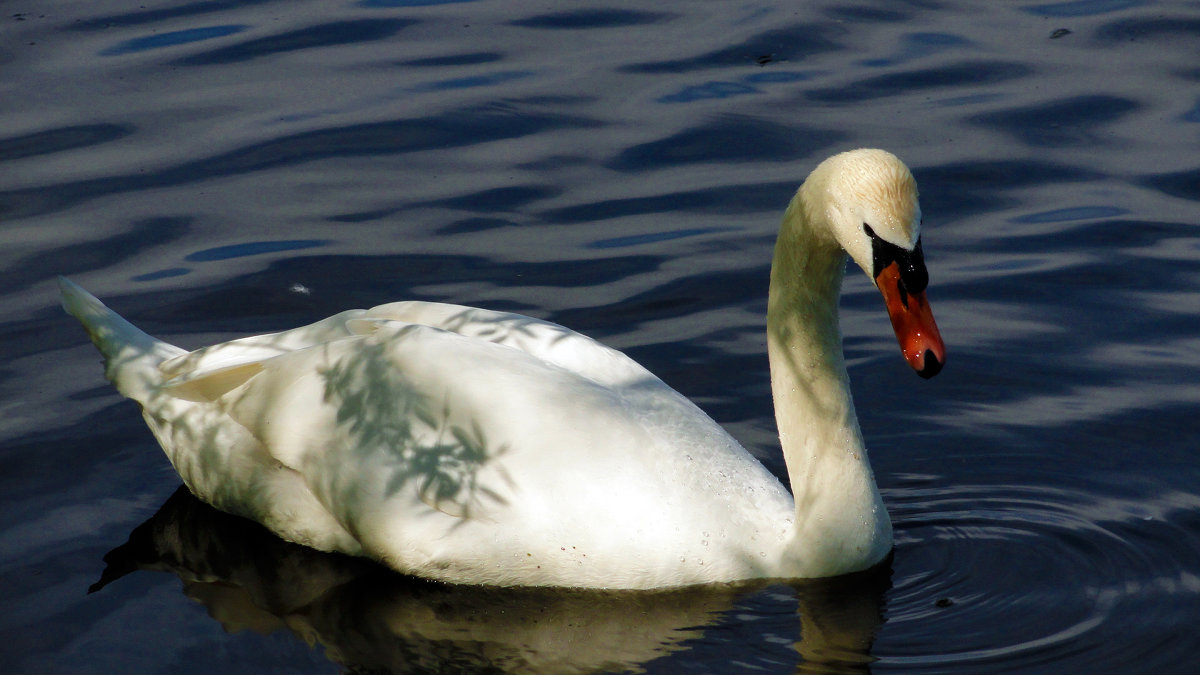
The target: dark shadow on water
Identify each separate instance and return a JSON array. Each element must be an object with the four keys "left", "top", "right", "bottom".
[
  {"left": 399, "top": 51, "right": 504, "bottom": 67},
  {"left": 0, "top": 216, "right": 191, "bottom": 294},
  {"left": 435, "top": 216, "right": 521, "bottom": 234},
  {"left": 605, "top": 116, "right": 846, "bottom": 172},
  {"left": 412, "top": 184, "right": 562, "bottom": 213},
  {"left": 509, "top": 9, "right": 671, "bottom": 29},
  {"left": 66, "top": 0, "right": 280, "bottom": 32},
  {"left": 1094, "top": 14, "right": 1200, "bottom": 43},
  {"left": 806, "top": 61, "right": 1032, "bottom": 104},
  {"left": 538, "top": 181, "right": 798, "bottom": 224},
  {"left": 167, "top": 18, "right": 418, "bottom": 66},
  {"left": 327, "top": 180, "right": 560, "bottom": 226},
  {"left": 100, "top": 25, "right": 250, "bottom": 56},
  {"left": 91, "top": 486, "right": 893, "bottom": 674},
  {"left": 0, "top": 123, "right": 135, "bottom": 161},
  {"left": 1142, "top": 165, "right": 1200, "bottom": 202},
  {"left": 618, "top": 22, "right": 844, "bottom": 73},
  {"left": 915, "top": 158, "right": 1104, "bottom": 221},
  {"left": 968, "top": 95, "right": 1141, "bottom": 148},
  {"left": 823, "top": 5, "right": 909, "bottom": 23}
]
